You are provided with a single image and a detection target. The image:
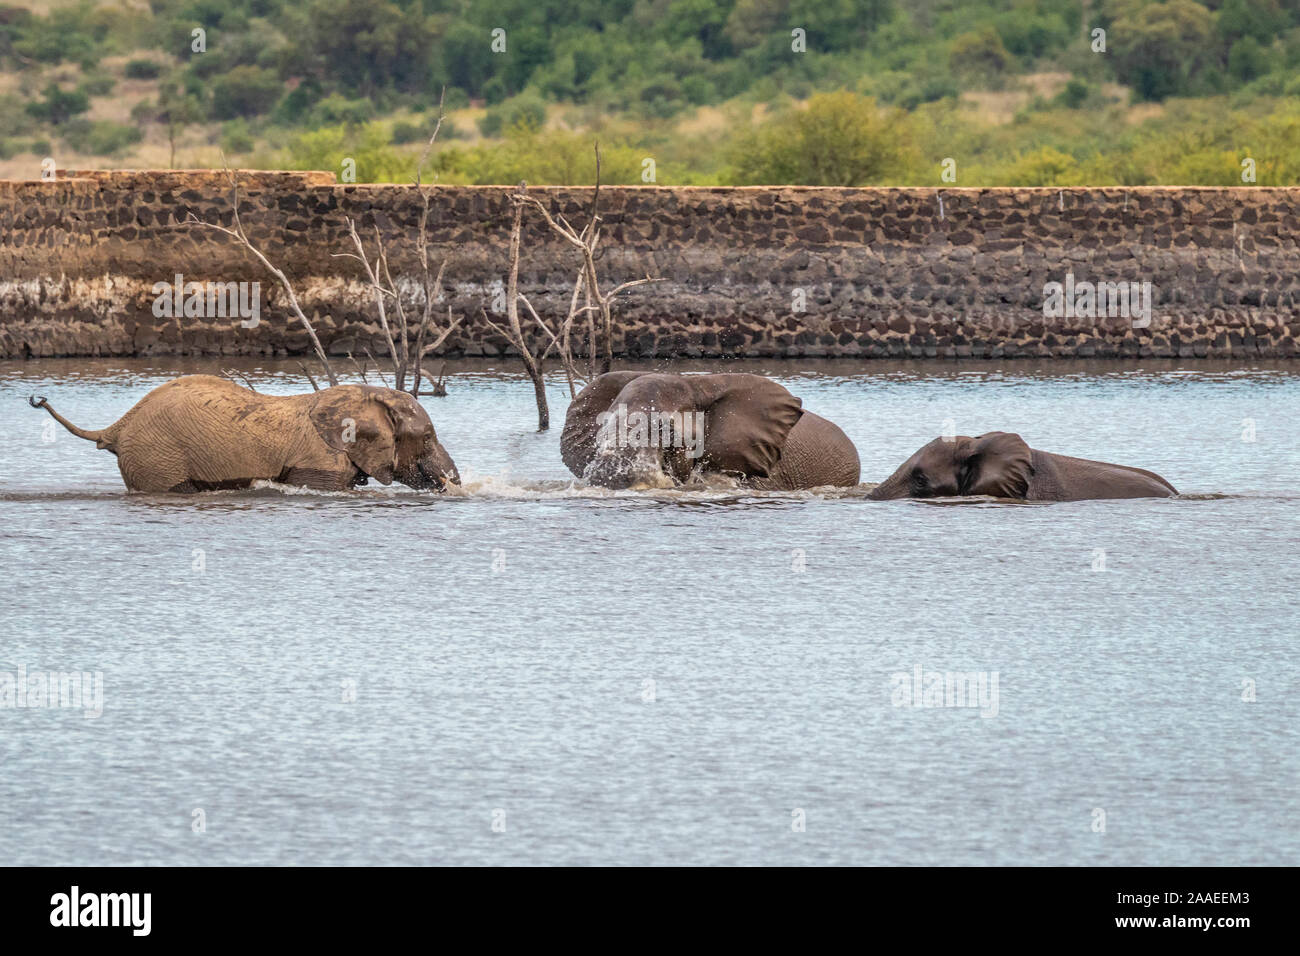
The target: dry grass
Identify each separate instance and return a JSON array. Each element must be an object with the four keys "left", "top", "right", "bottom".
[
  {"left": 1126, "top": 102, "right": 1165, "bottom": 125},
  {"left": 1021, "top": 72, "right": 1072, "bottom": 98},
  {"left": 959, "top": 90, "right": 1030, "bottom": 126},
  {"left": 85, "top": 59, "right": 159, "bottom": 124},
  {"left": 674, "top": 105, "right": 731, "bottom": 138}
]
